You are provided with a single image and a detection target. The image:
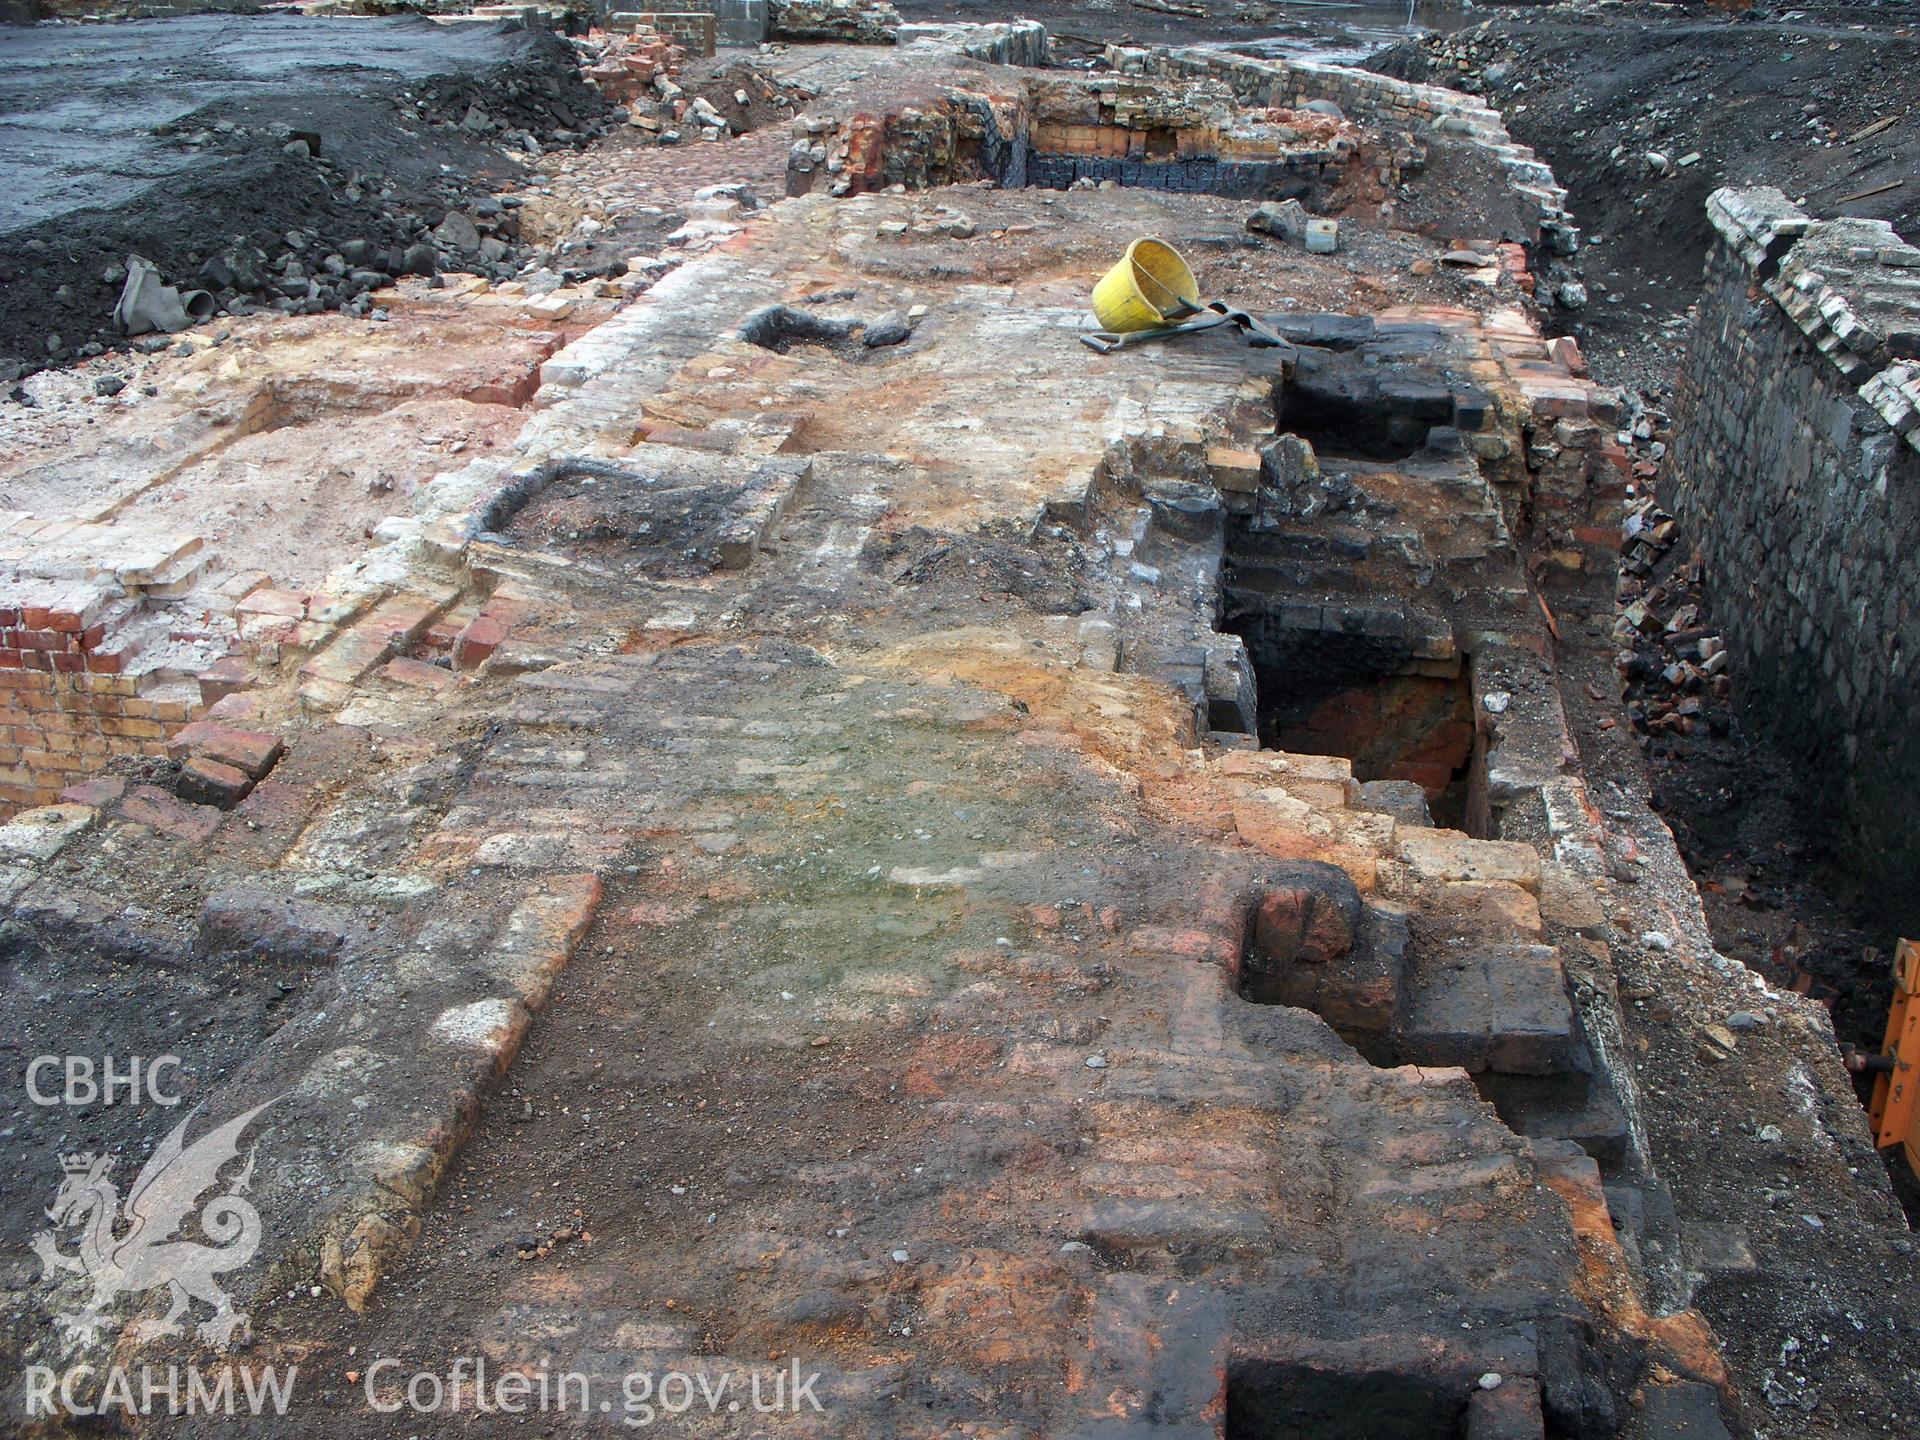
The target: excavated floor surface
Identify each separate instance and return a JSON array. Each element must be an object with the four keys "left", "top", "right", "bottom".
[{"left": 0, "top": 18, "right": 1914, "bottom": 1440}]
